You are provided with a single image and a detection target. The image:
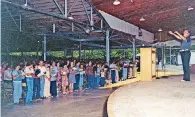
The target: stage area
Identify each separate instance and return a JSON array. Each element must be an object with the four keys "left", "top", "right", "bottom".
[{"left": 107, "top": 74, "right": 195, "bottom": 117}]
